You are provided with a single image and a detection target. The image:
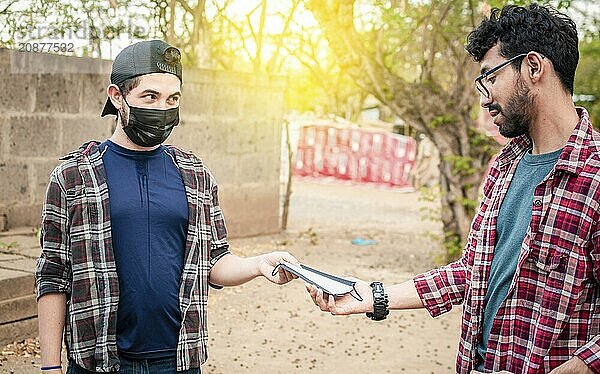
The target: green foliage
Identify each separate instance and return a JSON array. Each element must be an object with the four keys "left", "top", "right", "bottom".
[
  {"left": 575, "top": 38, "right": 600, "bottom": 128},
  {"left": 468, "top": 127, "right": 500, "bottom": 159},
  {"left": 443, "top": 232, "right": 463, "bottom": 263},
  {"left": 298, "top": 227, "right": 319, "bottom": 246},
  {"left": 418, "top": 186, "right": 467, "bottom": 263},
  {"left": 418, "top": 185, "right": 442, "bottom": 223},
  {"left": 460, "top": 196, "right": 478, "bottom": 214},
  {"left": 373, "top": 0, "right": 477, "bottom": 89},
  {"left": 443, "top": 155, "right": 476, "bottom": 177},
  {"left": 0, "top": 241, "right": 18, "bottom": 251},
  {"left": 486, "top": 0, "right": 571, "bottom": 9},
  {"left": 429, "top": 115, "right": 457, "bottom": 130},
  {"left": 34, "top": 226, "right": 42, "bottom": 240}
]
